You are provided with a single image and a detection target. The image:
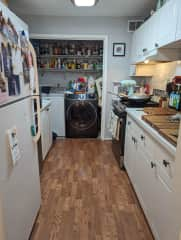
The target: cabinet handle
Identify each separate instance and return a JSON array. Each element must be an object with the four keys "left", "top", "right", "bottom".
[
  {"left": 140, "top": 135, "right": 145, "bottom": 141},
  {"left": 128, "top": 121, "right": 131, "bottom": 125},
  {"left": 142, "top": 48, "right": 147, "bottom": 52},
  {"left": 151, "top": 162, "right": 156, "bottom": 168},
  {"left": 132, "top": 136, "right": 137, "bottom": 144},
  {"left": 163, "top": 160, "right": 170, "bottom": 167},
  {"left": 155, "top": 43, "right": 159, "bottom": 48}
]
